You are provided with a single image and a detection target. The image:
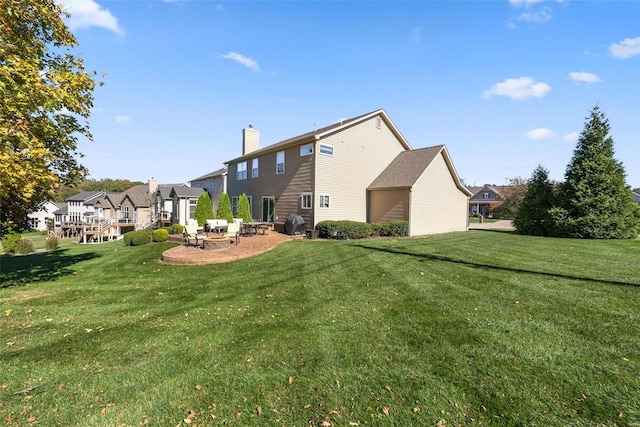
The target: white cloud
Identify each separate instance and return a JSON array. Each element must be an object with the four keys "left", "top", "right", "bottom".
[
  {"left": 509, "top": 0, "right": 545, "bottom": 7},
  {"left": 115, "top": 115, "right": 130, "bottom": 123},
  {"left": 526, "top": 128, "right": 556, "bottom": 140},
  {"left": 59, "top": 0, "right": 124, "bottom": 35},
  {"left": 516, "top": 8, "right": 552, "bottom": 24},
  {"left": 569, "top": 71, "right": 602, "bottom": 84},
  {"left": 563, "top": 132, "right": 579, "bottom": 142},
  {"left": 482, "top": 77, "right": 551, "bottom": 100},
  {"left": 221, "top": 52, "right": 260, "bottom": 72},
  {"left": 609, "top": 37, "right": 640, "bottom": 59}
]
